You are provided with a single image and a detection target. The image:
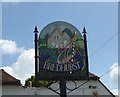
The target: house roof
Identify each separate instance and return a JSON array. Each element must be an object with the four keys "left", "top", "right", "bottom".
[
  {"left": 0, "top": 68, "right": 99, "bottom": 86},
  {"left": 89, "top": 72, "right": 100, "bottom": 80},
  {"left": 89, "top": 73, "right": 115, "bottom": 97},
  {"left": 0, "top": 69, "right": 21, "bottom": 85}
]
